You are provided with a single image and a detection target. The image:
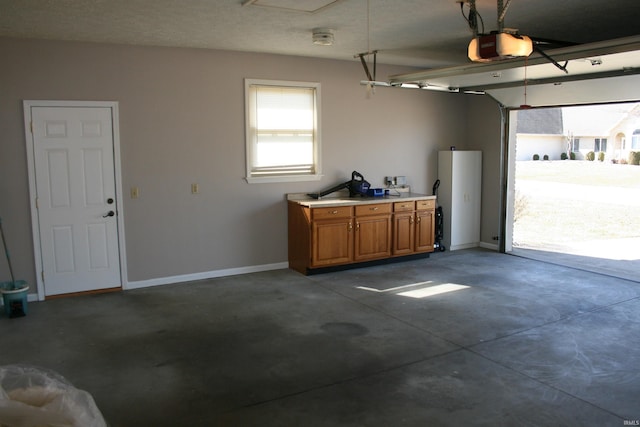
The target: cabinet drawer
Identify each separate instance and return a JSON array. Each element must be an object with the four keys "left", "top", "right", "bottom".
[
  {"left": 312, "top": 206, "right": 353, "bottom": 220},
  {"left": 393, "top": 201, "right": 415, "bottom": 212},
  {"left": 416, "top": 199, "right": 435, "bottom": 210},
  {"left": 355, "top": 203, "right": 391, "bottom": 216}
]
